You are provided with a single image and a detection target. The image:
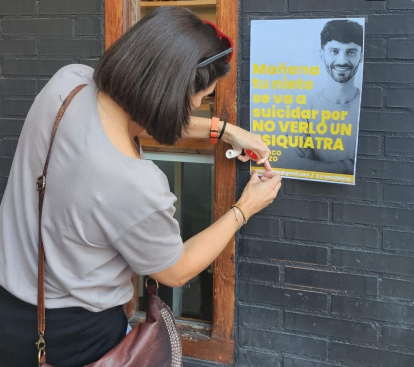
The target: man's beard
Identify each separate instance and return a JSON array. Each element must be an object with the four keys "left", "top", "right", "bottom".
[{"left": 326, "top": 63, "right": 359, "bottom": 83}]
